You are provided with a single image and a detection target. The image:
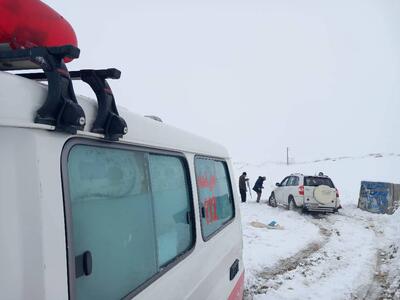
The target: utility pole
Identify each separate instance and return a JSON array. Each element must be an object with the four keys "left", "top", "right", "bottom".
[{"left": 286, "top": 147, "right": 289, "bottom": 165}]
